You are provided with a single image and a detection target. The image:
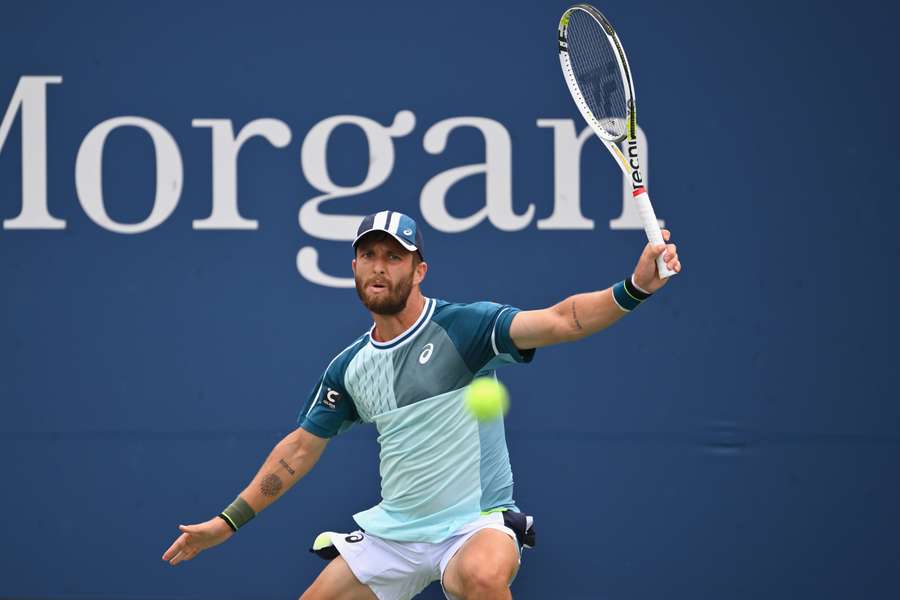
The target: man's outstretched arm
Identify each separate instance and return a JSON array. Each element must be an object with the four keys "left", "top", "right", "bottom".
[
  {"left": 509, "top": 230, "right": 680, "bottom": 349},
  {"left": 162, "top": 426, "right": 328, "bottom": 566}
]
